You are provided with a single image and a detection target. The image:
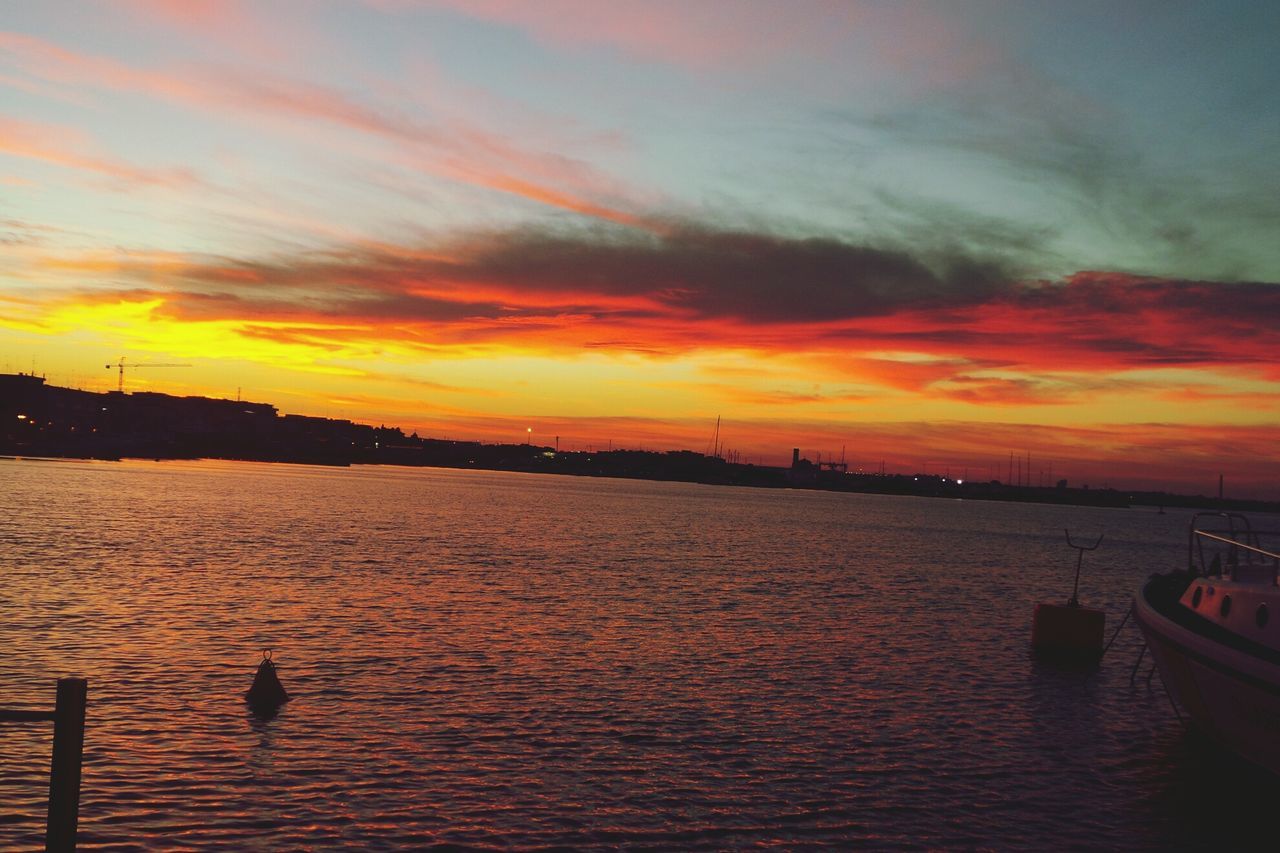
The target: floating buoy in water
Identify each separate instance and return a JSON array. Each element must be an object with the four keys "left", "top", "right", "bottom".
[
  {"left": 1032, "top": 601, "right": 1105, "bottom": 660},
  {"left": 246, "top": 650, "right": 290, "bottom": 714},
  {"left": 1032, "top": 530, "right": 1106, "bottom": 661}
]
